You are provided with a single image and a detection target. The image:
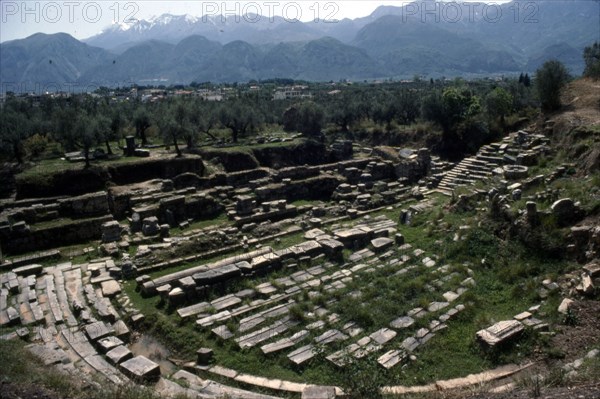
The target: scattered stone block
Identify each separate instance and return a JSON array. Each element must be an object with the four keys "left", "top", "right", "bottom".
[
  {"left": 401, "top": 337, "right": 419, "bottom": 352},
  {"left": 141, "top": 217, "right": 160, "bottom": 236},
  {"left": 196, "top": 347, "right": 214, "bottom": 365},
  {"left": 428, "top": 301, "right": 449, "bottom": 312},
  {"left": 302, "top": 385, "right": 336, "bottom": 399},
  {"left": 100, "top": 280, "right": 121, "bottom": 298},
  {"left": 168, "top": 287, "right": 186, "bottom": 306},
  {"left": 580, "top": 274, "right": 595, "bottom": 296},
  {"left": 558, "top": 298, "right": 574, "bottom": 314},
  {"left": 378, "top": 349, "right": 407, "bottom": 369},
  {"left": 112, "top": 320, "right": 131, "bottom": 342},
  {"left": 394, "top": 233, "right": 405, "bottom": 245},
  {"left": 514, "top": 311, "right": 532, "bottom": 321},
  {"left": 583, "top": 262, "right": 600, "bottom": 278},
  {"left": 84, "top": 321, "right": 115, "bottom": 342},
  {"left": 212, "top": 325, "right": 234, "bottom": 340},
  {"left": 370, "top": 328, "right": 397, "bottom": 345},
  {"left": 371, "top": 237, "right": 394, "bottom": 252},
  {"left": 106, "top": 345, "right": 133, "bottom": 365},
  {"left": 477, "top": 320, "right": 524, "bottom": 347},
  {"left": 120, "top": 355, "right": 160, "bottom": 381},
  {"left": 101, "top": 221, "right": 121, "bottom": 243},
  {"left": 390, "top": 316, "right": 415, "bottom": 330},
  {"left": 97, "top": 336, "right": 124, "bottom": 353}
]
